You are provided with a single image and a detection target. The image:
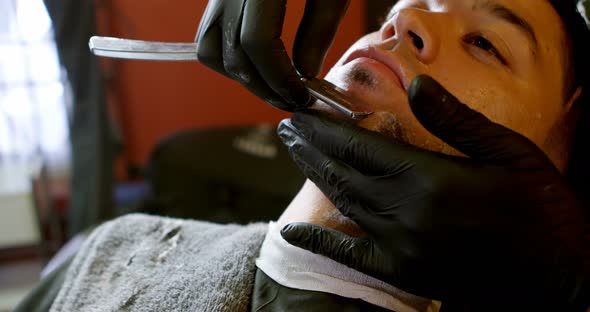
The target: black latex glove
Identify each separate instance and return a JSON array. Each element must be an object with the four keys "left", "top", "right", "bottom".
[
  {"left": 194, "top": 0, "right": 350, "bottom": 111},
  {"left": 277, "top": 75, "right": 589, "bottom": 310}
]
